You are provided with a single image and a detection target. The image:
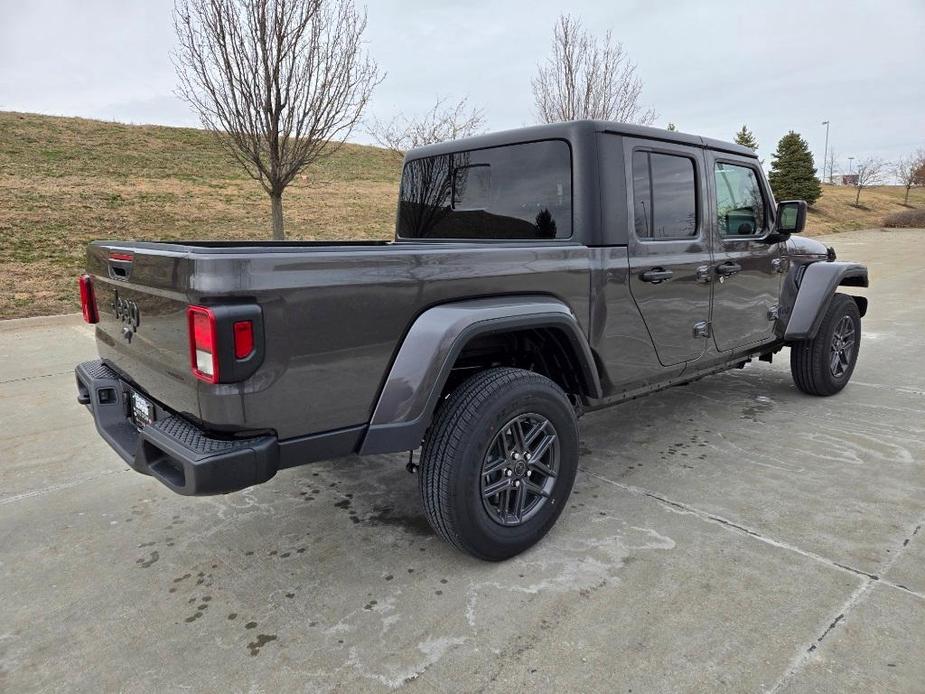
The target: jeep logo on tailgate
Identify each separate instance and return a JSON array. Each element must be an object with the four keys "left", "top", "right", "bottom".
[{"left": 112, "top": 291, "right": 140, "bottom": 342}]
